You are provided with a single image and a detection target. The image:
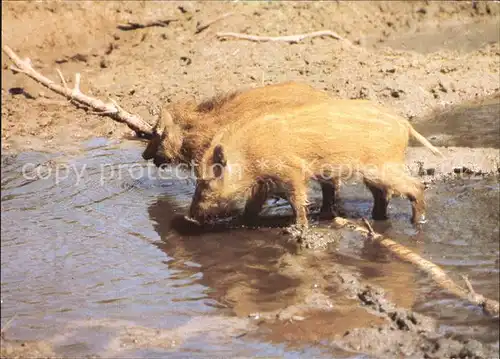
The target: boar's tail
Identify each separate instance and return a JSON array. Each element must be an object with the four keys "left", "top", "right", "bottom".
[{"left": 408, "top": 125, "right": 444, "bottom": 158}]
